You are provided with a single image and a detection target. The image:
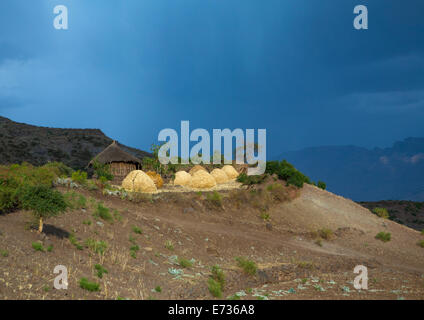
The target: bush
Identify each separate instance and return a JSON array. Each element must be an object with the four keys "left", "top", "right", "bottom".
[
  {"left": 178, "top": 258, "right": 193, "bottom": 268},
  {"left": 375, "top": 232, "right": 391, "bottom": 242},
  {"left": 94, "top": 264, "right": 108, "bottom": 278},
  {"left": 132, "top": 226, "right": 143, "bottom": 234},
  {"left": 79, "top": 278, "right": 100, "bottom": 292},
  {"left": 206, "top": 191, "right": 222, "bottom": 207},
  {"left": 237, "top": 173, "right": 267, "bottom": 185},
  {"left": 19, "top": 185, "right": 67, "bottom": 233},
  {"left": 235, "top": 257, "right": 257, "bottom": 276},
  {"left": 317, "top": 181, "right": 326, "bottom": 190},
  {"left": 42, "top": 162, "right": 73, "bottom": 177},
  {"left": 266, "top": 160, "right": 311, "bottom": 188},
  {"left": 93, "top": 203, "right": 113, "bottom": 222},
  {"left": 71, "top": 170, "right": 87, "bottom": 185},
  {"left": 318, "top": 228, "right": 334, "bottom": 240},
  {"left": 32, "top": 242, "right": 45, "bottom": 252},
  {"left": 372, "top": 207, "right": 389, "bottom": 219},
  {"left": 91, "top": 160, "right": 114, "bottom": 181},
  {"left": 211, "top": 265, "right": 225, "bottom": 289},
  {"left": 208, "top": 278, "right": 222, "bottom": 298}
]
